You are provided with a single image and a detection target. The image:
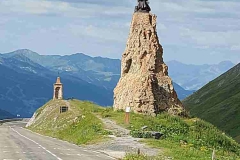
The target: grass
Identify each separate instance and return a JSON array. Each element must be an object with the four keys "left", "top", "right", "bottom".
[
  {"left": 28, "top": 99, "right": 109, "bottom": 145},
  {"left": 99, "top": 108, "right": 240, "bottom": 160},
  {"left": 145, "top": 139, "right": 239, "bottom": 160},
  {"left": 123, "top": 153, "right": 168, "bottom": 160},
  {"left": 124, "top": 139, "right": 239, "bottom": 160},
  {"left": 28, "top": 99, "right": 240, "bottom": 159},
  {"left": 183, "top": 63, "right": 240, "bottom": 143}
]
